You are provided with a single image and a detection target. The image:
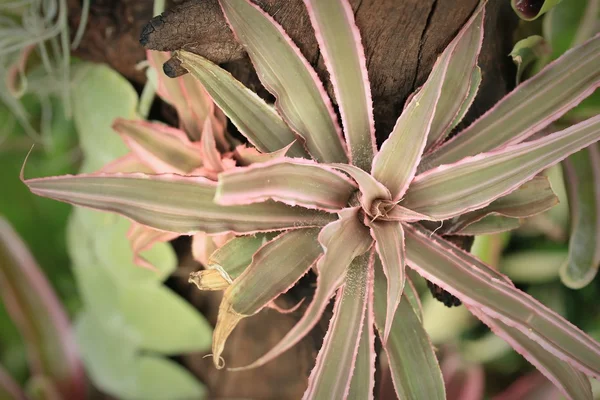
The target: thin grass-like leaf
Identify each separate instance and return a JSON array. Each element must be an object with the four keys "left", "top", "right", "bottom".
[
  {"left": 426, "top": 4, "right": 485, "bottom": 150},
  {"left": 176, "top": 51, "right": 308, "bottom": 158},
  {"left": 371, "top": 32, "right": 451, "bottom": 200},
  {"left": 369, "top": 220, "right": 405, "bottom": 343},
  {"left": 469, "top": 306, "right": 592, "bottom": 400},
  {"left": 443, "top": 176, "right": 558, "bottom": 234},
  {"left": 212, "top": 228, "right": 322, "bottom": 367},
  {"left": 215, "top": 159, "right": 357, "bottom": 211},
  {"left": 219, "top": 0, "right": 348, "bottom": 163},
  {"left": 24, "top": 173, "right": 336, "bottom": 234},
  {"left": 231, "top": 207, "right": 372, "bottom": 370},
  {"left": 404, "top": 223, "right": 600, "bottom": 379},
  {"left": 113, "top": 118, "right": 203, "bottom": 174},
  {"left": 560, "top": 144, "right": 600, "bottom": 288},
  {"left": 373, "top": 257, "right": 445, "bottom": 400},
  {"left": 147, "top": 50, "right": 213, "bottom": 141},
  {"left": 303, "top": 0, "right": 375, "bottom": 170},
  {"left": 303, "top": 251, "right": 372, "bottom": 399},
  {"left": 0, "top": 217, "right": 86, "bottom": 399},
  {"left": 425, "top": 34, "right": 600, "bottom": 169},
  {"left": 403, "top": 115, "right": 600, "bottom": 220}
]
